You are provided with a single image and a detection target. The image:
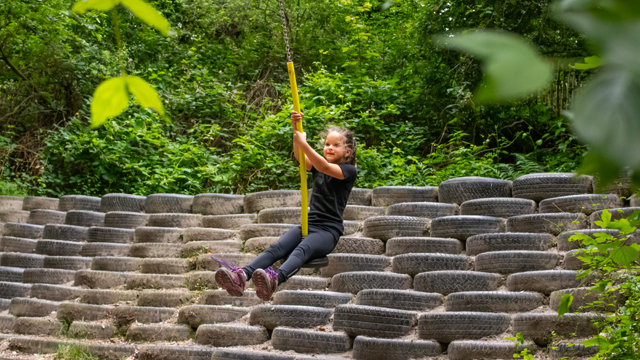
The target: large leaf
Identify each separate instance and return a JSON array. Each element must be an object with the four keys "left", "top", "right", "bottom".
[
  {"left": 72, "top": 0, "right": 119, "bottom": 13},
  {"left": 610, "top": 245, "right": 639, "bottom": 268},
  {"left": 121, "top": 0, "right": 170, "bottom": 35},
  {"left": 126, "top": 76, "right": 165, "bottom": 115},
  {"left": 434, "top": 31, "right": 553, "bottom": 103},
  {"left": 557, "top": 294, "right": 573, "bottom": 316},
  {"left": 570, "top": 70, "right": 640, "bottom": 169},
  {"left": 573, "top": 56, "right": 601, "bottom": 70},
  {"left": 90, "top": 76, "right": 129, "bottom": 128}
]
